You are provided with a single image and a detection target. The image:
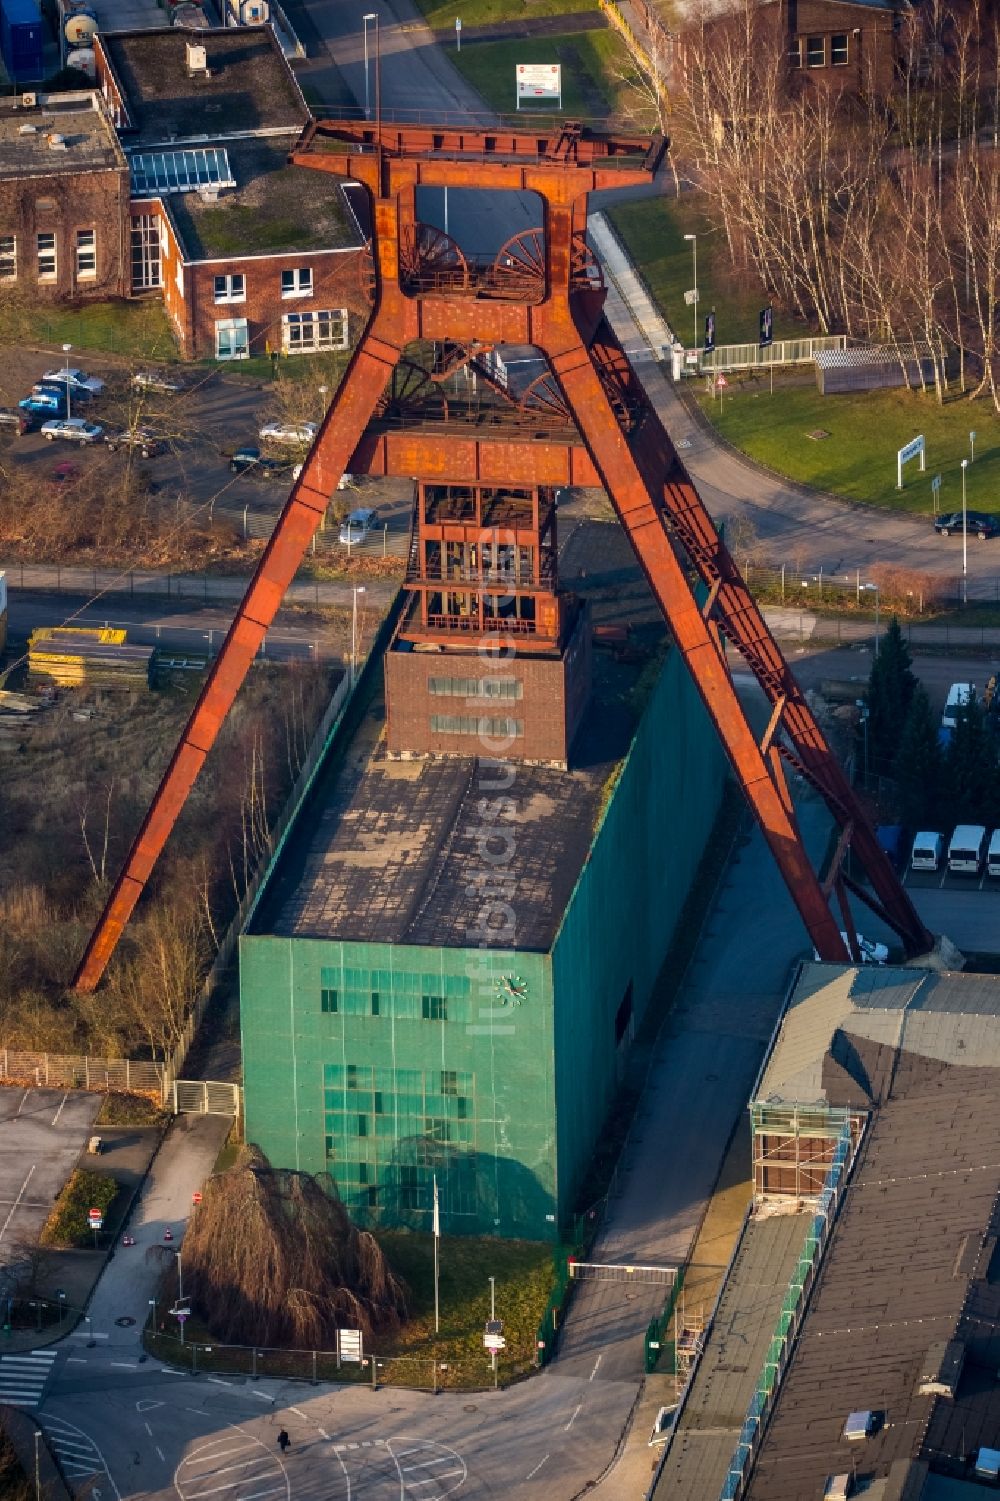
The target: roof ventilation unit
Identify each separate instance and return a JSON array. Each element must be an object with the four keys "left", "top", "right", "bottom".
[
  {"left": 918, "top": 1339, "right": 965, "bottom": 1398},
  {"left": 18, "top": 122, "right": 38, "bottom": 134},
  {"left": 185, "top": 39, "right": 209, "bottom": 76},
  {"left": 824, "top": 1477, "right": 850, "bottom": 1501},
  {"left": 975, "top": 1448, "right": 1000, "bottom": 1481},
  {"left": 842, "top": 1411, "right": 875, "bottom": 1442},
  {"left": 20, "top": 91, "right": 37, "bottom": 108},
  {"left": 47, "top": 133, "right": 68, "bottom": 150}
]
